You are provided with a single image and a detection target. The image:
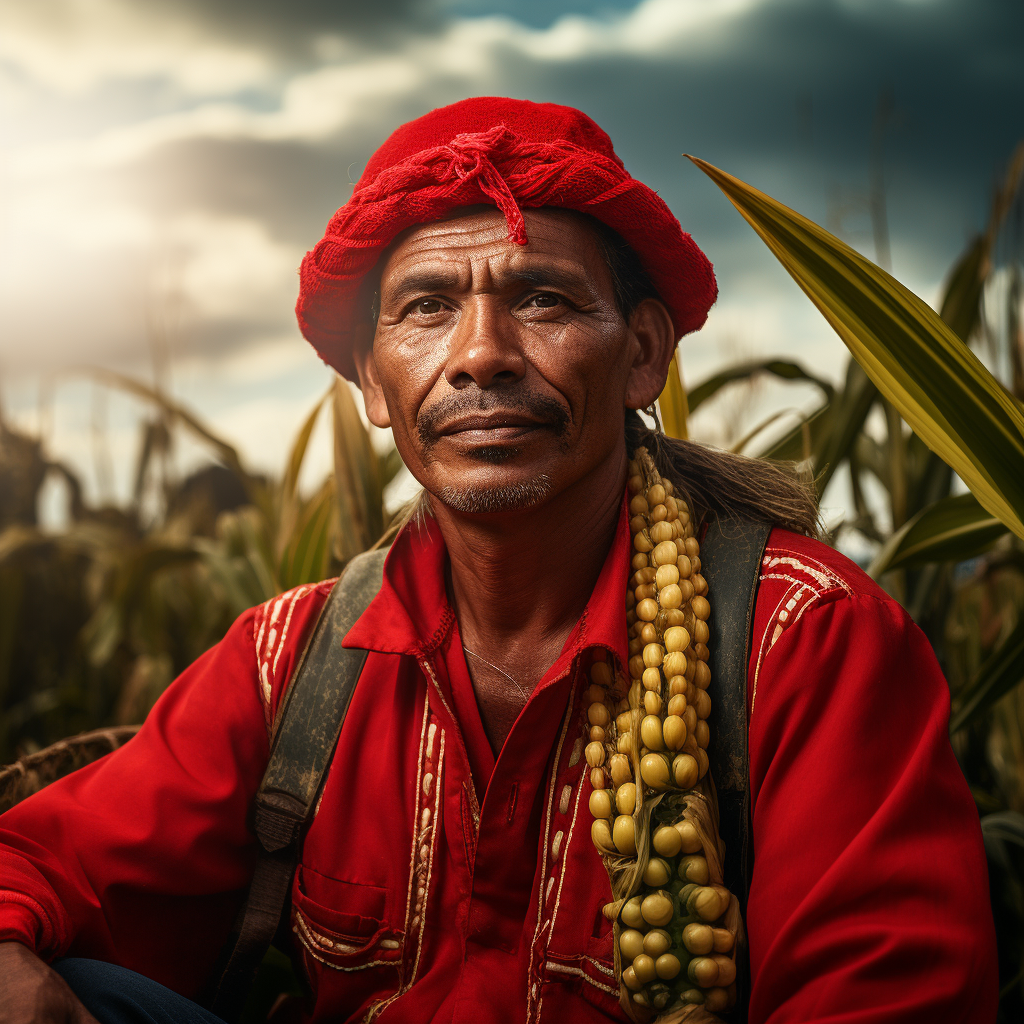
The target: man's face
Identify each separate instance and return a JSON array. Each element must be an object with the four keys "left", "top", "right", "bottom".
[{"left": 354, "top": 207, "right": 672, "bottom": 514}]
